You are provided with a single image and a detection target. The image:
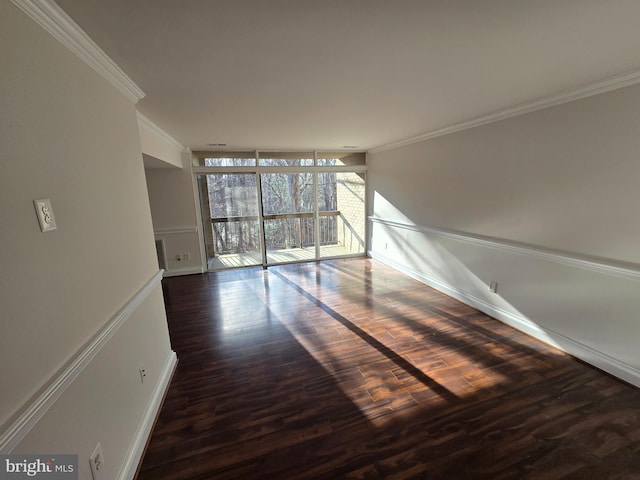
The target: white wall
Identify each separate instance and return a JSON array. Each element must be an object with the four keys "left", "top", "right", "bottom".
[
  {"left": 368, "top": 82, "right": 640, "bottom": 386},
  {"left": 0, "top": 2, "right": 175, "bottom": 477},
  {"left": 145, "top": 152, "right": 204, "bottom": 276},
  {"left": 138, "top": 112, "right": 184, "bottom": 169}
]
